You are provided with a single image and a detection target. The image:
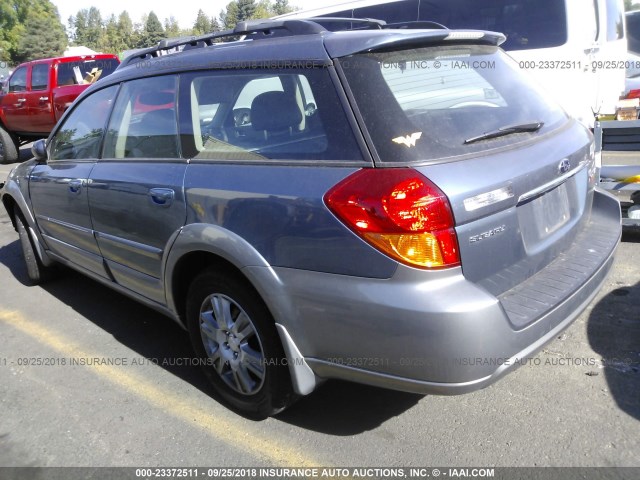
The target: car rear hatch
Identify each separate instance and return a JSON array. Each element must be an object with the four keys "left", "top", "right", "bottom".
[{"left": 337, "top": 37, "right": 619, "bottom": 329}]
